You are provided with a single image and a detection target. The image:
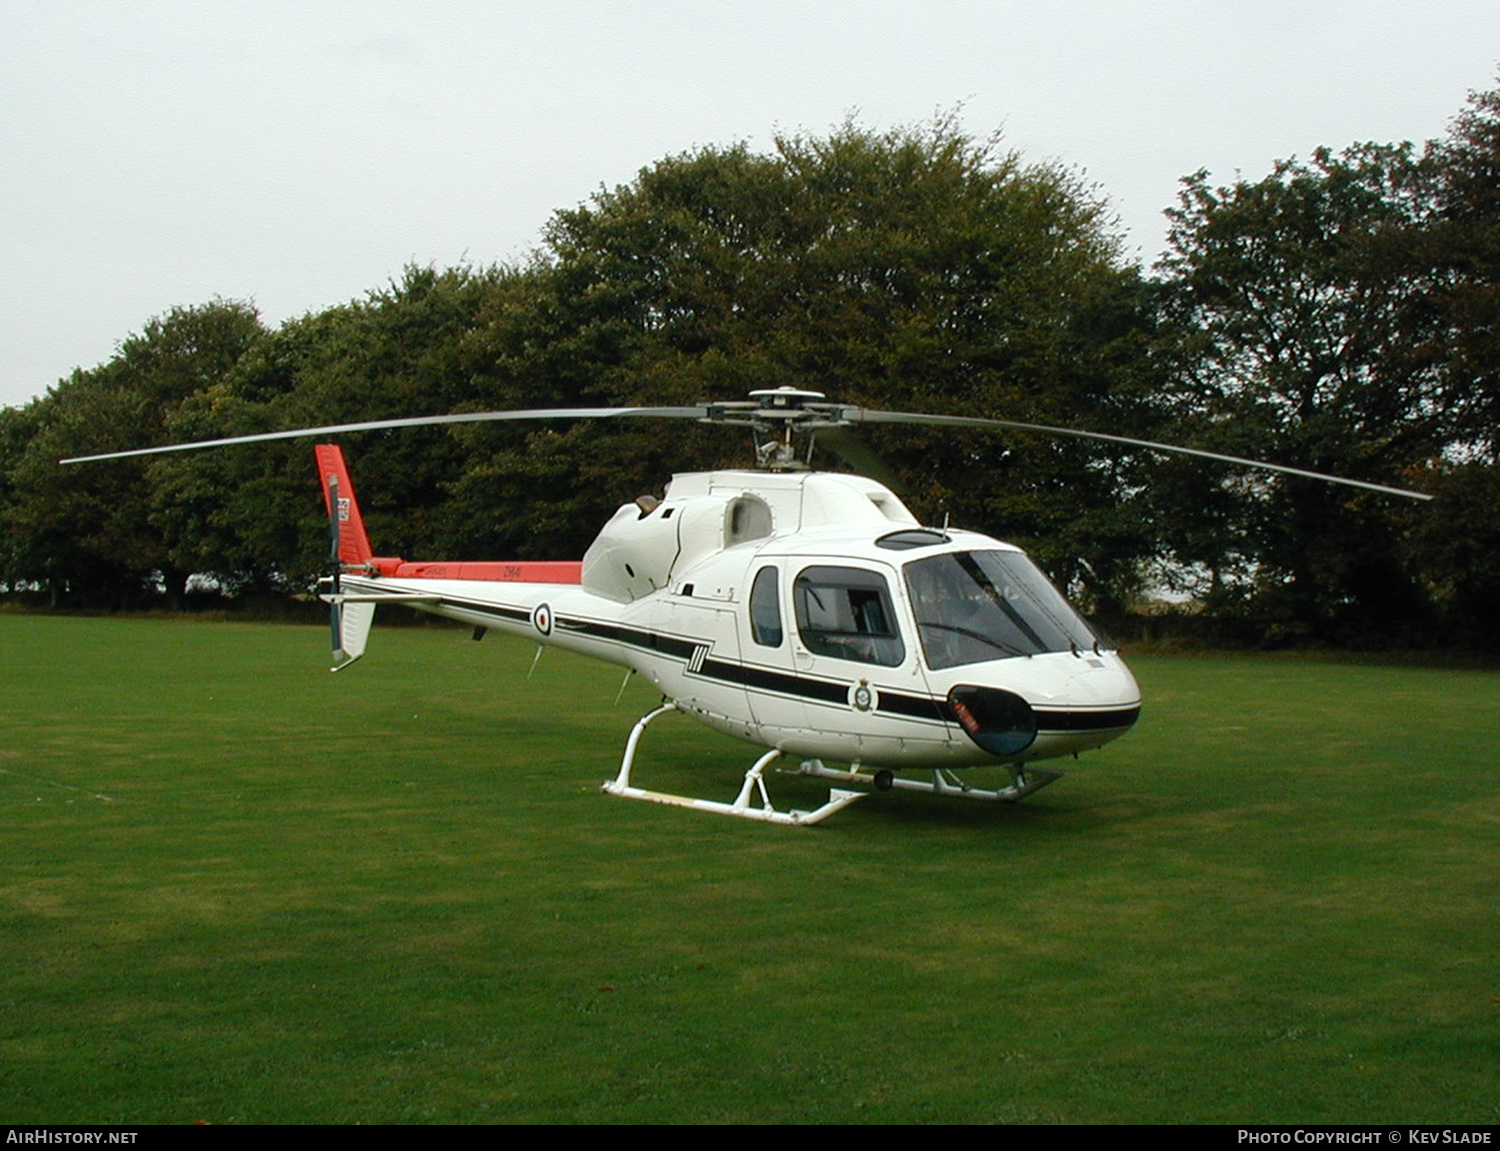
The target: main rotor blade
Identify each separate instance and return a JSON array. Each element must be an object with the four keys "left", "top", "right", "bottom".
[
  {"left": 58, "top": 393, "right": 1434, "bottom": 503},
  {"left": 841, "top": 408, "right": 1434, "bottom": 502},
  {"left": 59, "top": 405, "right": 710, "bottom": 464}
]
